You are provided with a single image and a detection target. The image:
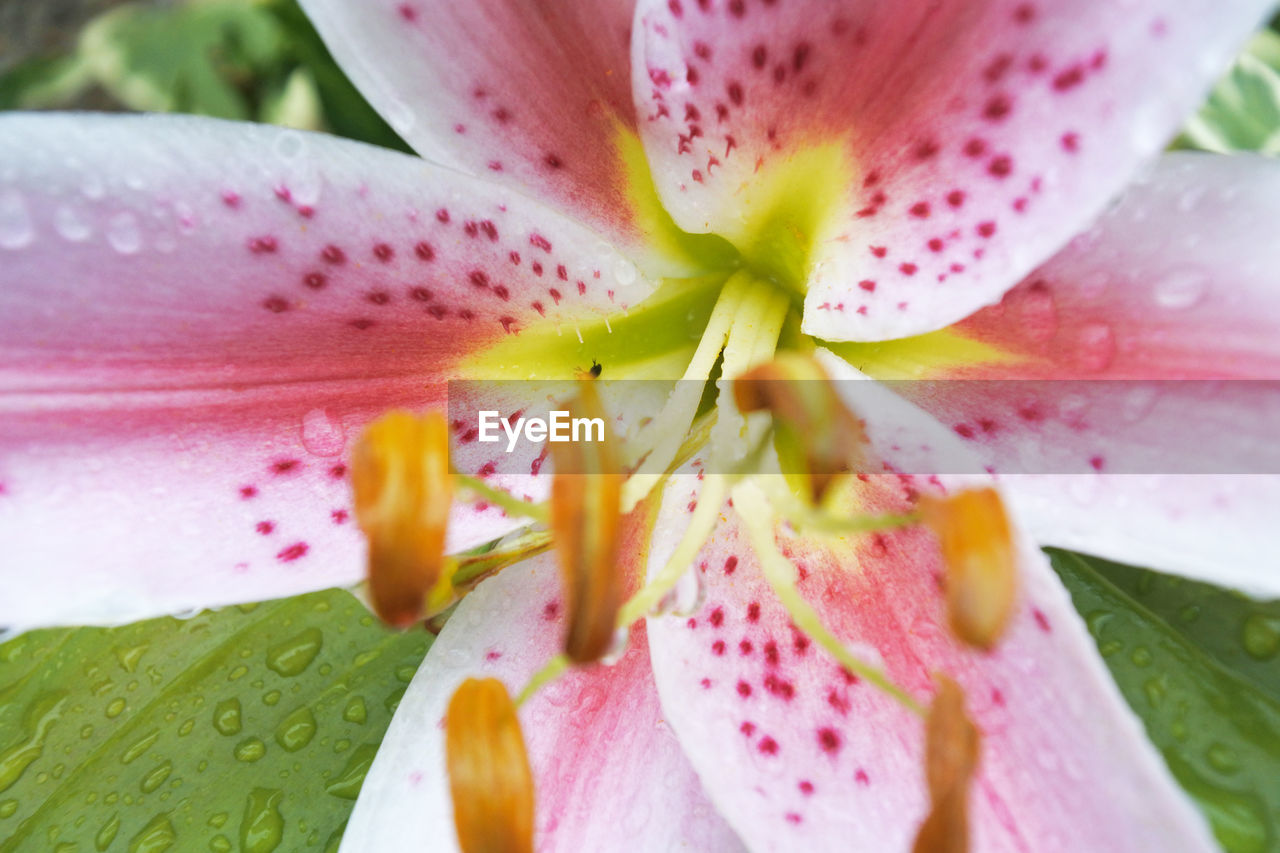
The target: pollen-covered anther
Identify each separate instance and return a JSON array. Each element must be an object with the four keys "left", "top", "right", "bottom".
[
  {"left": 446, "top": 678, "right": 535, "bottom": 853},
  {"left": 733, "top": 352, "right": 867, "bottom": 501},
  {"left": 912, "top": 676, "right": 980, "bottom": 853},
  {"left": 550, "top": 381, "right": 624, "bottom": 663},
  {"left": 918, "top": 488, "right": 1017, "bottom": 651},
  {"left": 350, "top": 410, "right": 453, "bottom": 629}
]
